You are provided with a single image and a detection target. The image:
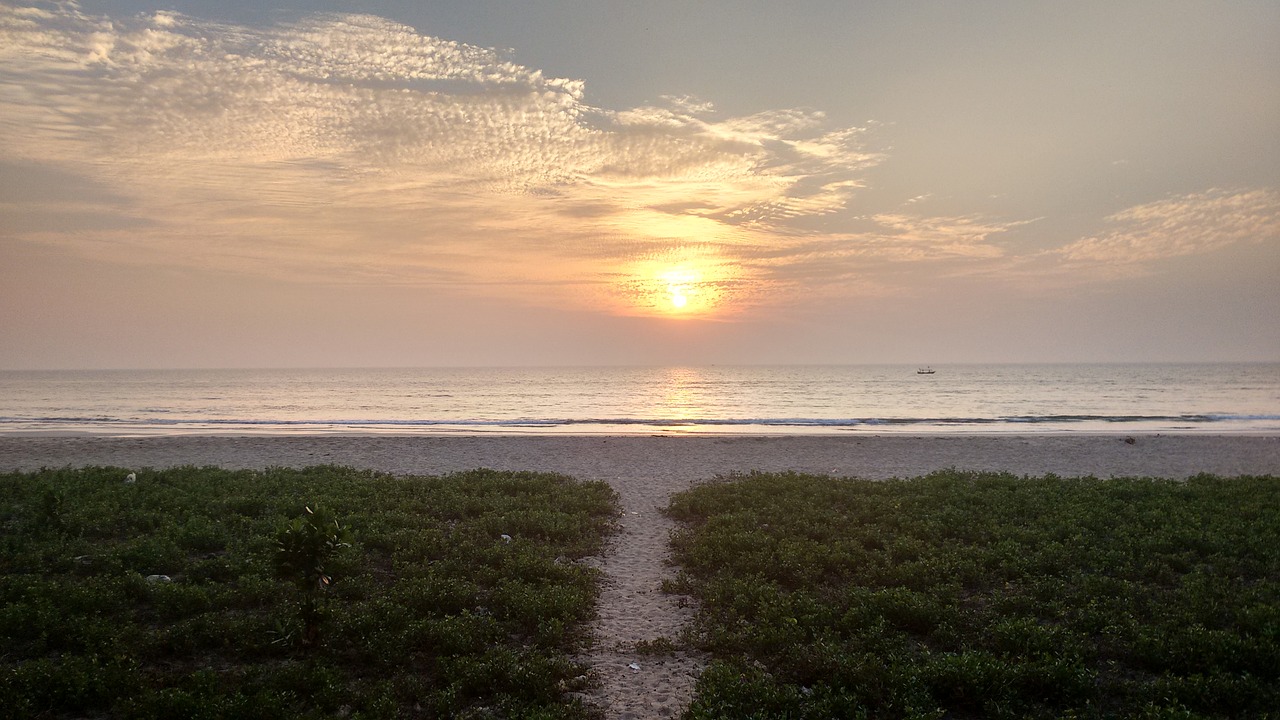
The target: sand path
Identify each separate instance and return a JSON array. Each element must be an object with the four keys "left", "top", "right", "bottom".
[{"left": 3, "top": 434, "right": 1278, "bottom": 718}]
